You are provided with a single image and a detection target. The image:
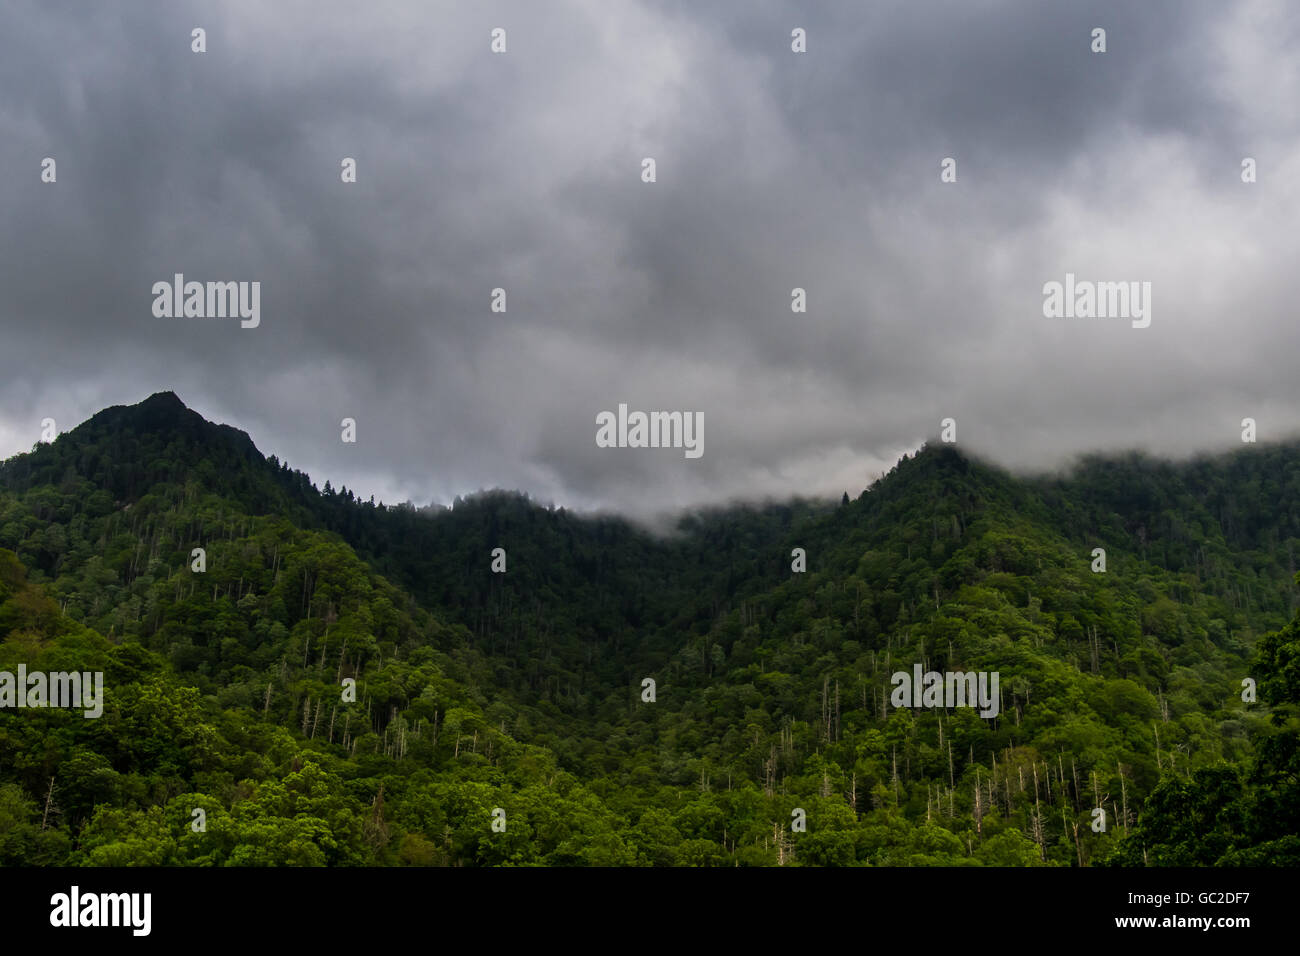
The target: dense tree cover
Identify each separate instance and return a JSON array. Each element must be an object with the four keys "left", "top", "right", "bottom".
[
  {"left": 1101, "top": 581, "right": 1300, "bottom": 866},
  {"left": 0, "top": 393, "right": 1294, "bottom": 865}
]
